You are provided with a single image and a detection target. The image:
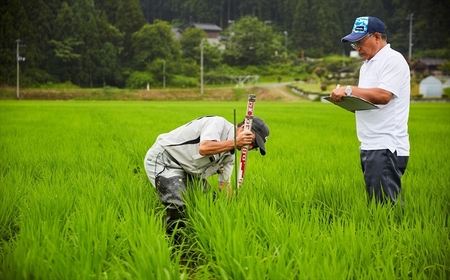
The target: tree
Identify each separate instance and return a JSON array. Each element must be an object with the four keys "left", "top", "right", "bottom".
[
  {"left": 116, "top": 0, "right": 146, "bottom": 67},
  {"left": 131, "top": 20, "right": 181, "bottom": 87},
  {"left": 180, "top": 28, "right": 222, "bottom": 76},
  {"left": 22, "top": 0, "right": 54, "bottom": 80},
  {"left": 180, "top": 27, "right": 207, "bottom": 61},
  {"left": 0, "top": 0, "right": 34, "bottom": 85},
  {"left": 223, "top": 16, "right": 282, "bottom": 66},
  {"left": 97, "top": 12, "right": 124, "bottom": 86},
  {"left": 96, "top": 0, "right": 121, "bottom": 25},
  {"left": 202, "top": 42, "right": 223, "bottom": 72},
  {"left": 0, "top": 0, "right": 449, "bottom": 88},
  {"left": 290, "top": 0, "right": 338, "bottom": 57},
  {"left": 131, "top": 20, "right": 181, "bottom": 70},
  {"left": 50, "top": 39, "right": 82, "bottom": 63},
  {"left": 71, "top": 0, "right": 103, "bottom": 86},
  {"left": 50, "top": 2, "right": 80, "bottom": 82}
]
